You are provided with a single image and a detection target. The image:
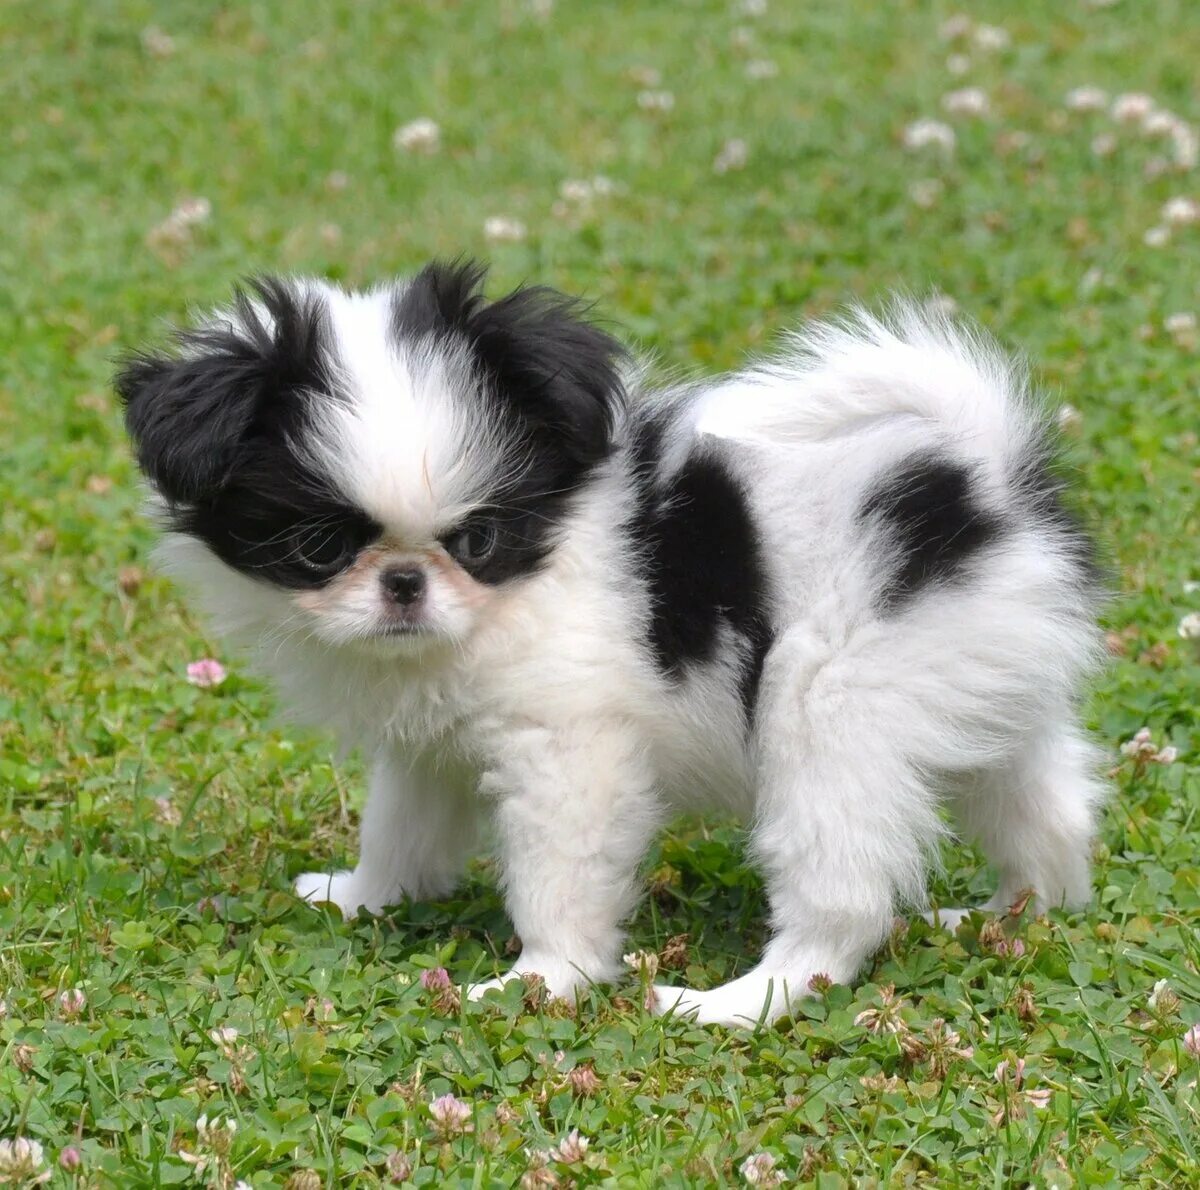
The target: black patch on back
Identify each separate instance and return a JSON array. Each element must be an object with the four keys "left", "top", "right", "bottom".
[
  {"left": 117, "top": 277, "right": 381, "bottom": 589},
  {"left": 391, "top": 259, "right": 627, "bottom": 583},
  {"left": 628, "top": 419, "right": 774, "bottom": 722},
  {"left": 861, "top": 453, "right": 1002, "bottom": 610}
]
